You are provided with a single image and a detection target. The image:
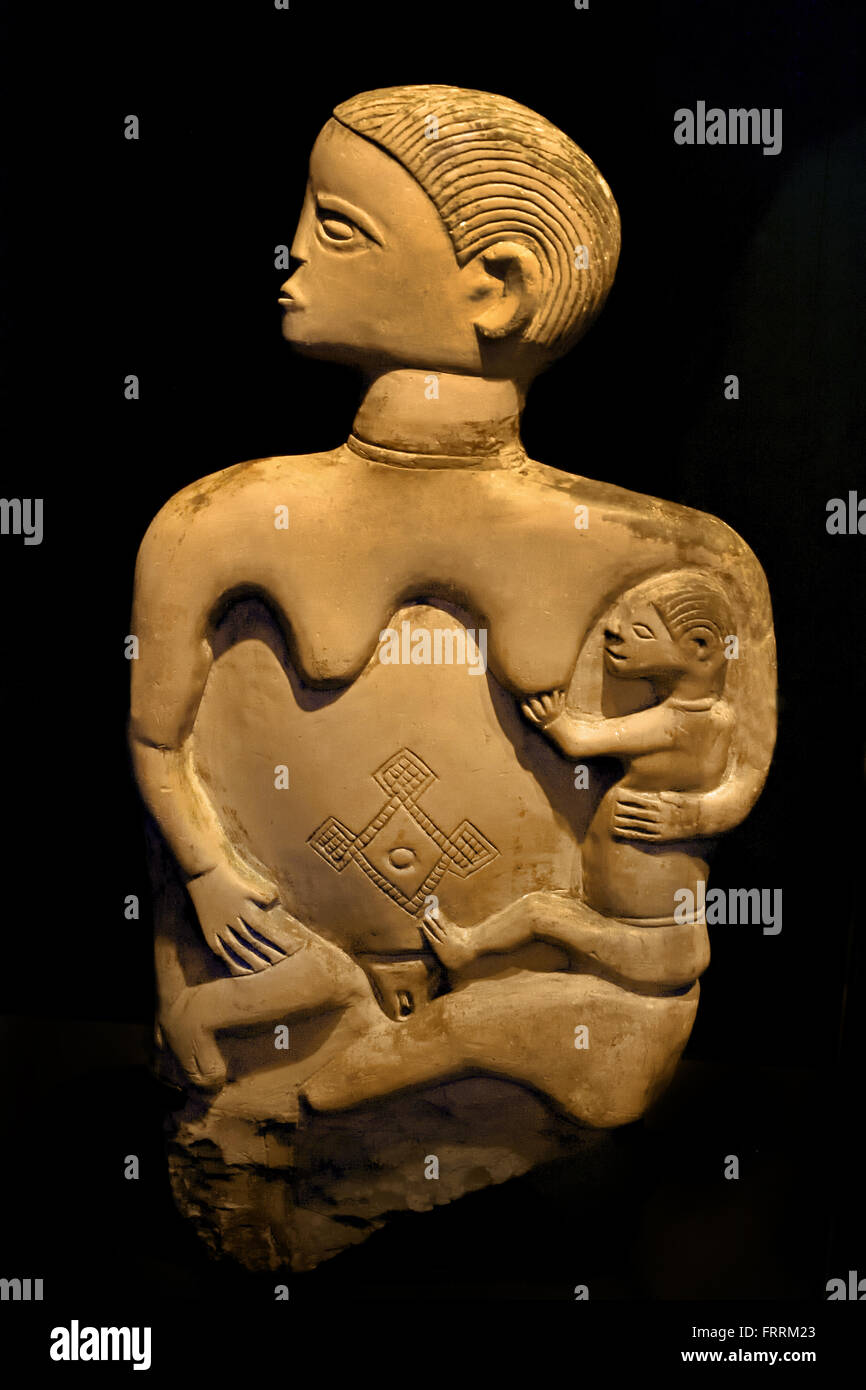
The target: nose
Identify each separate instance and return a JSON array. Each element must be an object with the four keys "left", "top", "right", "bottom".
[
  {"left": 604, "top": 627, "right": 623, "bottom": 644},
  {"left": 288, "top": 191, "right": 315, "bottom": 267},
  {"left": 280, "top": 254, "right": 305, "bottom": 293}
]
